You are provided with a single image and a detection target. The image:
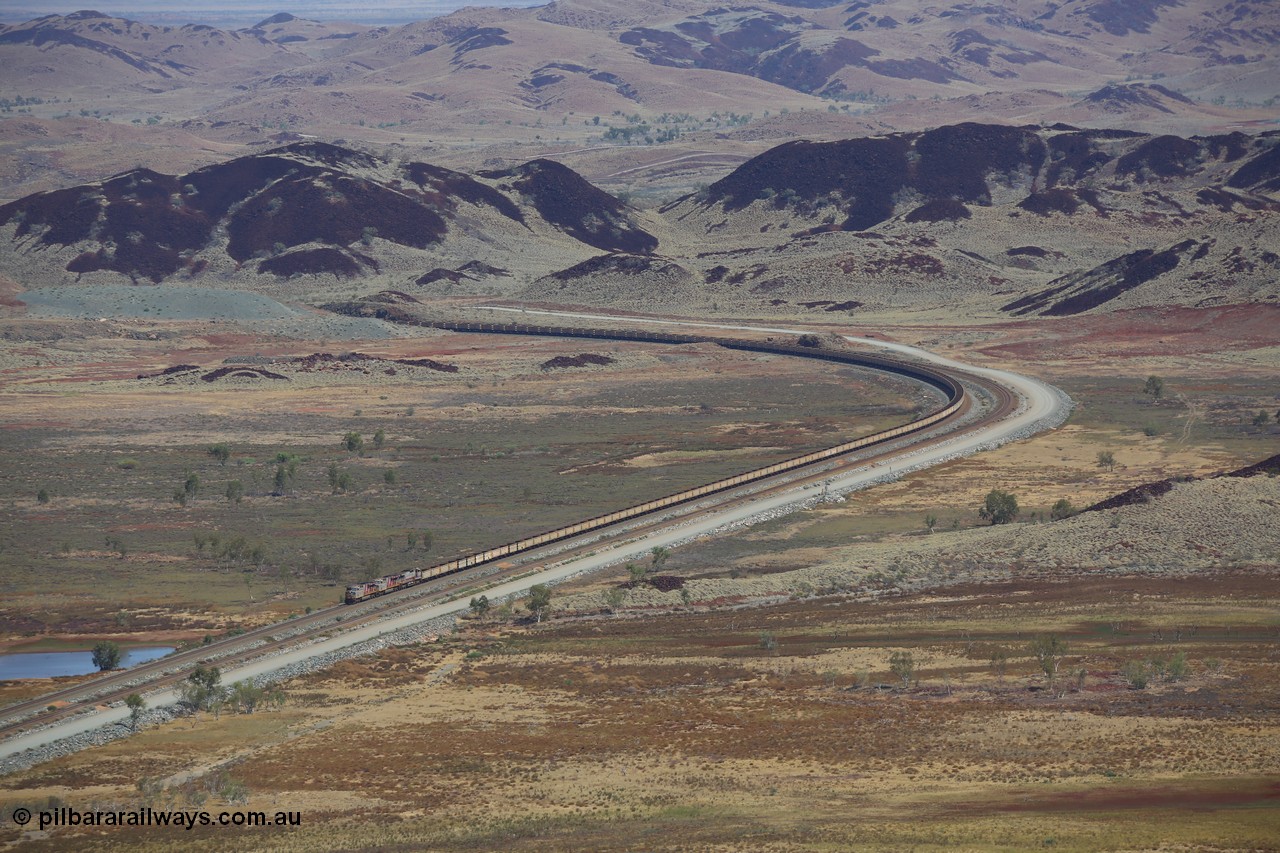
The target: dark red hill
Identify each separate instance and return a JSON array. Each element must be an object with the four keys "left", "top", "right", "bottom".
[{"left": 0, "top": 142, "right": 654, "bottom": 283}]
